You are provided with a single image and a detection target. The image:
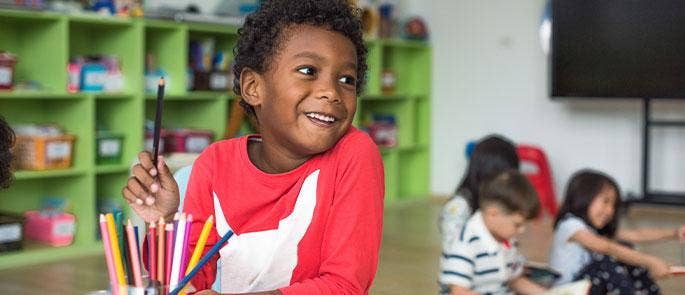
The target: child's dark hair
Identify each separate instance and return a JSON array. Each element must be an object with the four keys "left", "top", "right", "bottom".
[
  {"left": 456, "top": 134, "right": 520, "bottom": 211},
  {"left": 479, "top": 169, "right": 540, "bottom": 220},
  {"left": 0, "top": 115, "right": 15, "bottom": 189},
  {"left": 554, "top": 169, "right": 621, "bottom": 237},
  {"left": 232, "top": 0, "right": 368, "bottom": 118}
]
